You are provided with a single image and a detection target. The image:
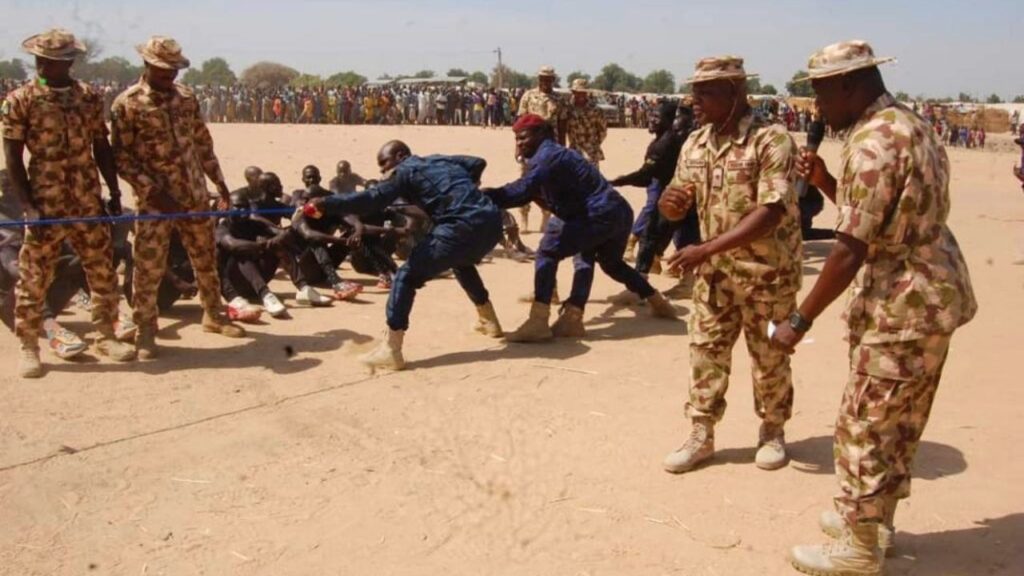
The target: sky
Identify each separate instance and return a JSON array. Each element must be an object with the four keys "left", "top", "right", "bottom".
[{"left": 1, "top": 0, "right": 1022, "bottom": 99}]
